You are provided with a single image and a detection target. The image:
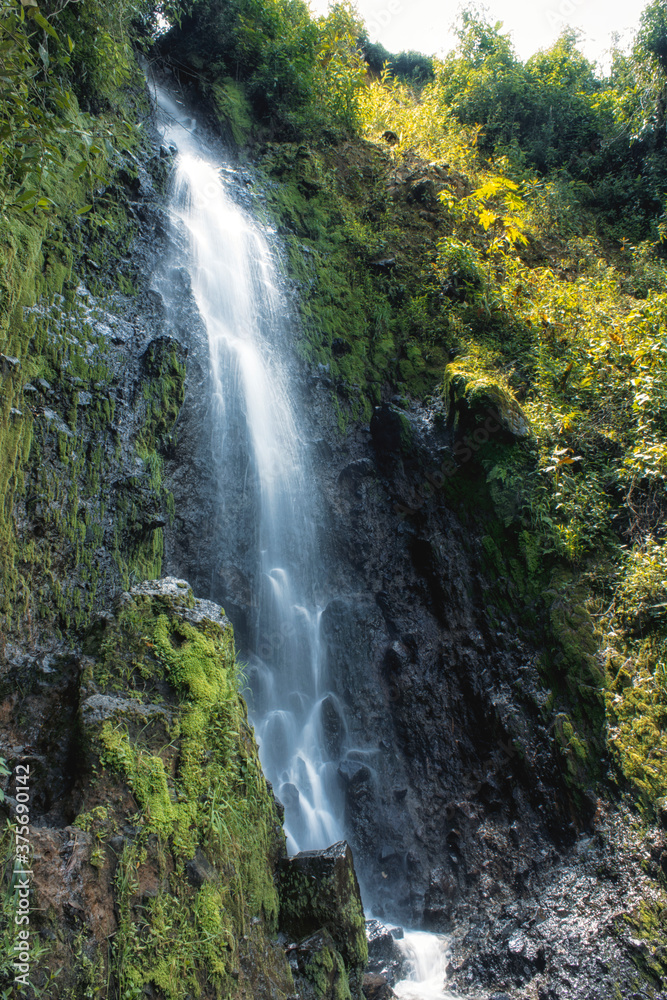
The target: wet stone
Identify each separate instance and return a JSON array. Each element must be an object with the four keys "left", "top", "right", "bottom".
[
  {"left": 365, "top": 919, "right": 406, "bottom": 986},
  {"left": 362, "top": 972, "right": 396, "bottom": 1000},
  {"left": 278, "top": 841, "right": 367, "bottom": 999},
  {"left": 186, "top": 848, "right": 216, "bottom": 887}
]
